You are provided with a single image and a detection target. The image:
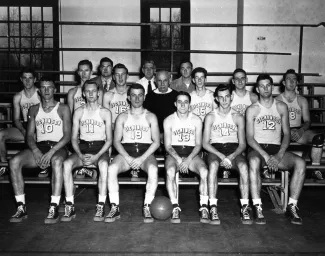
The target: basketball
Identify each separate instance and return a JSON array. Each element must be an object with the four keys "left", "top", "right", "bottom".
[{"left": 150, "top": 196, "right": 173, "bottom": 221}]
